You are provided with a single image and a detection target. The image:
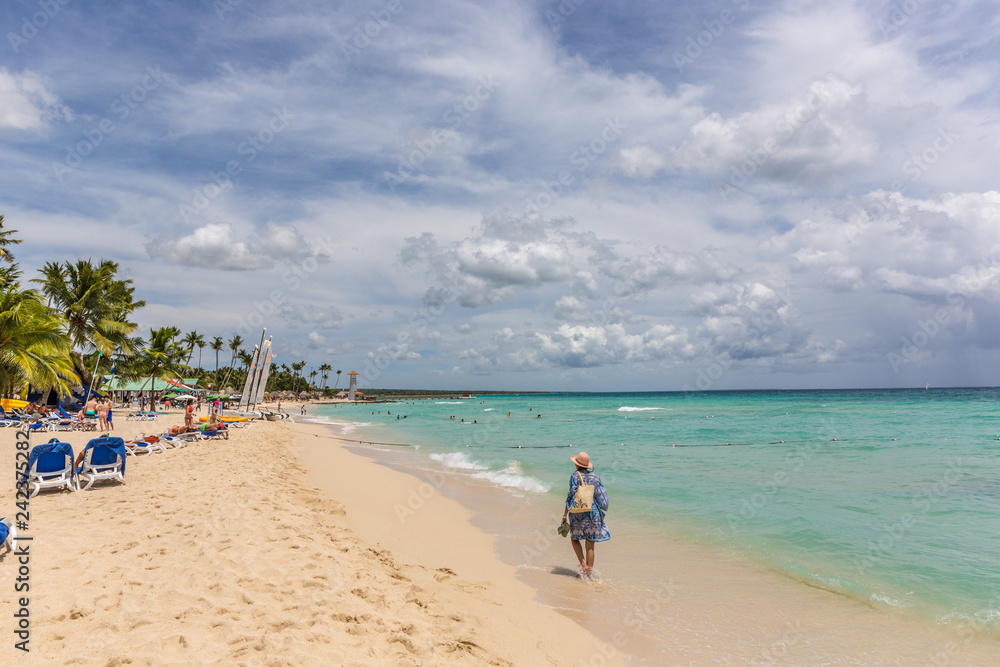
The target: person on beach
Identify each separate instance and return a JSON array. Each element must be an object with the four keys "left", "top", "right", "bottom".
[
  {"left": 561, "top": 452, "right": 610, "bottom": 579},
  {"left": 97, "top": 397, "right": 109, "bottom": 431},
  {"left": 105, "top": 398, "right": 114, "bottom": 431}
]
